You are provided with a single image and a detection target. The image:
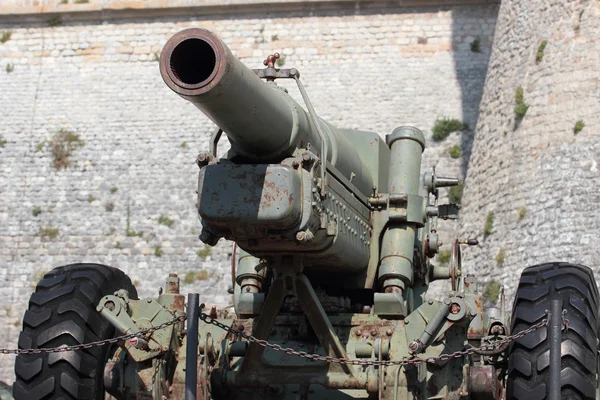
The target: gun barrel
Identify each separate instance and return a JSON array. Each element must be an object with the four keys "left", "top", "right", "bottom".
[
  {"left": 161, "top": 28, "right": 388, "bottom": 197},
  {"left": 160, "top": 28, "right": 310, "bottom": 161}
]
